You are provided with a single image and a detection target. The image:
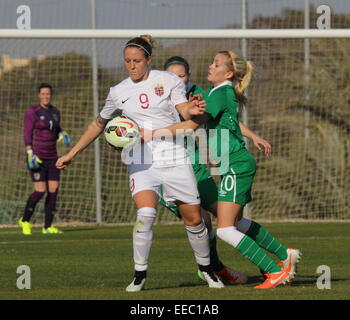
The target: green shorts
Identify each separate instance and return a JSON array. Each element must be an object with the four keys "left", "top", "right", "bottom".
[
  {"left": 193, "top": 163, "right": 218, "bottom": 210},
  {"left": 159, "top": 163, "right": 218, "bottom": 219},
  {"left": 218, "top": 149, "right": 256, "bottom": 206}
]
